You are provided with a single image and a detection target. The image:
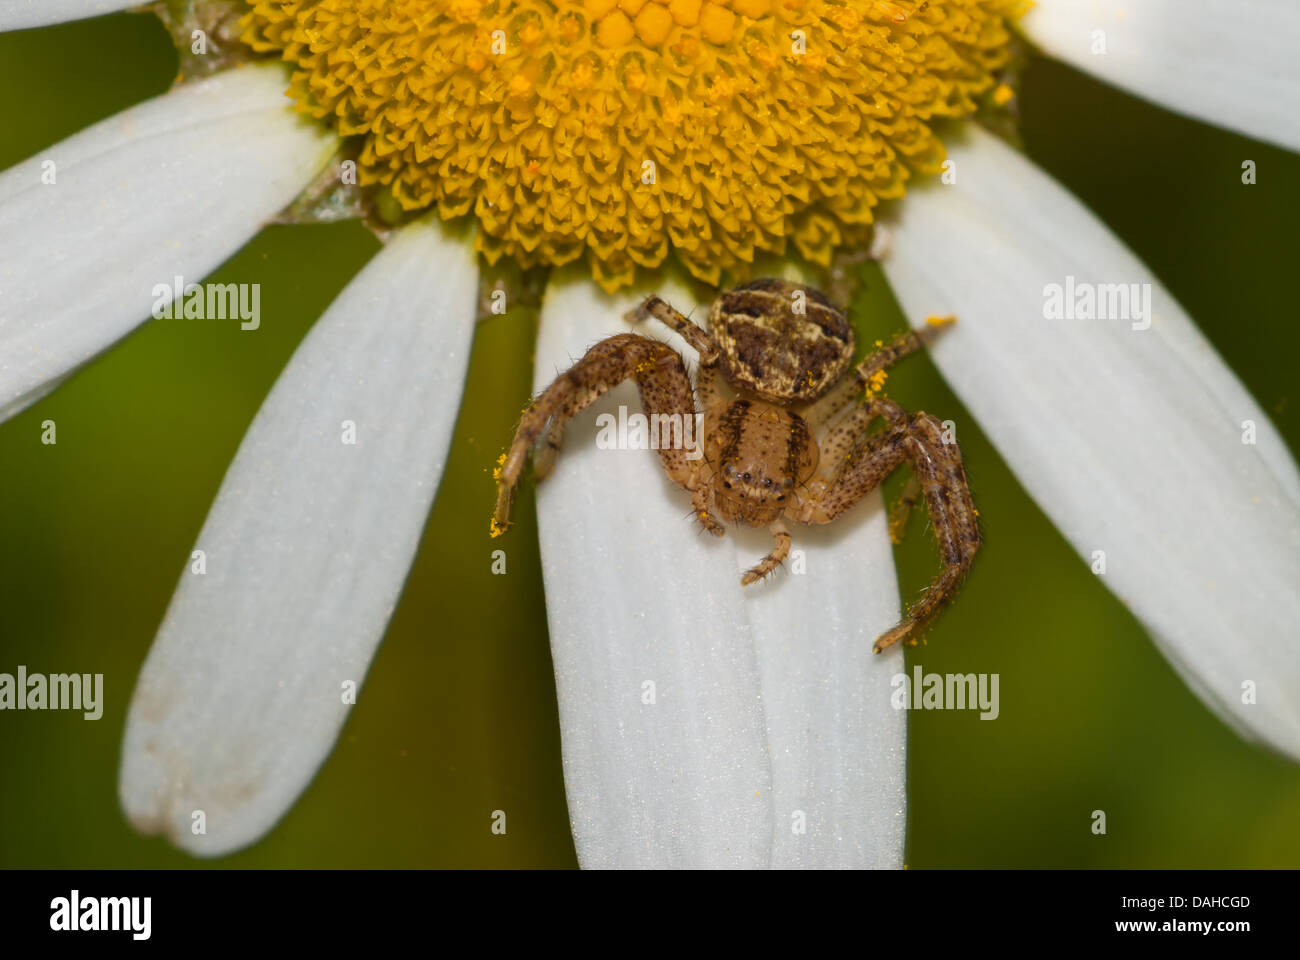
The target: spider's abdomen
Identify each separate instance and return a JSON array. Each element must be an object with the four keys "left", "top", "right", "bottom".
[
  {"left": 706, "top": 399, "right": 819, "bottom": 527},
  {"left": 709, "top": 278, "right": 854, "bottom": 406}
]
